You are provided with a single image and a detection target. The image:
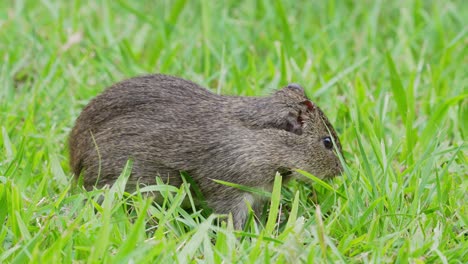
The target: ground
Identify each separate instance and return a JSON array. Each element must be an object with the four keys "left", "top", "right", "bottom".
[{"left": 0, "top": 0, "right": 466, "bottom": 263}]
